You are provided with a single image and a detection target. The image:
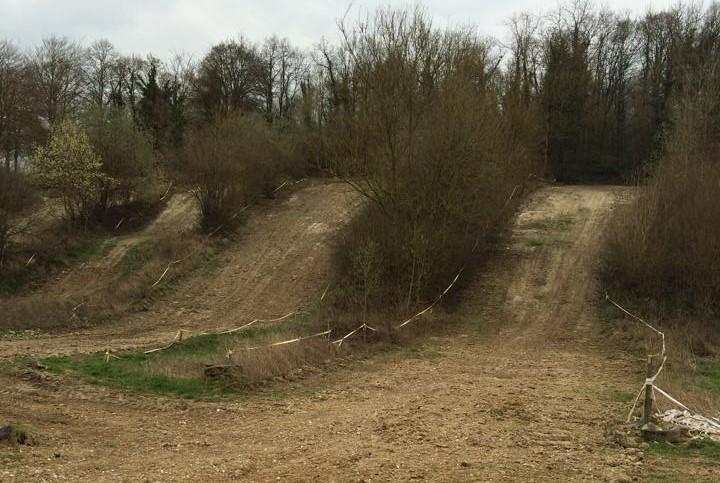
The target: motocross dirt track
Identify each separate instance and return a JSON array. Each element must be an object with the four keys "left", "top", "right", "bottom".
[
  {"left": 0, "top": 180, "right": 360, "bottom": 358},
  {"left": 1, "top": 184, "right": 709, "bottom": 482}
]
